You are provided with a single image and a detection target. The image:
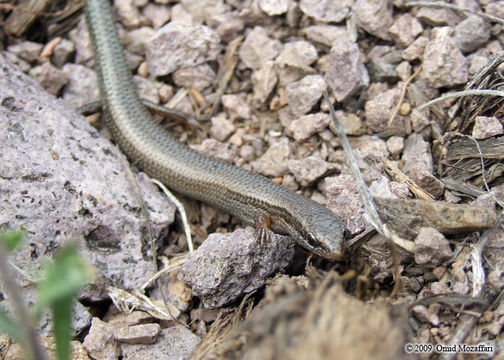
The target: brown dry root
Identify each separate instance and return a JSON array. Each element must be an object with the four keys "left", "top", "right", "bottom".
[{"left": 192, "top": 273, "right": 409, "bottom": 360}]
